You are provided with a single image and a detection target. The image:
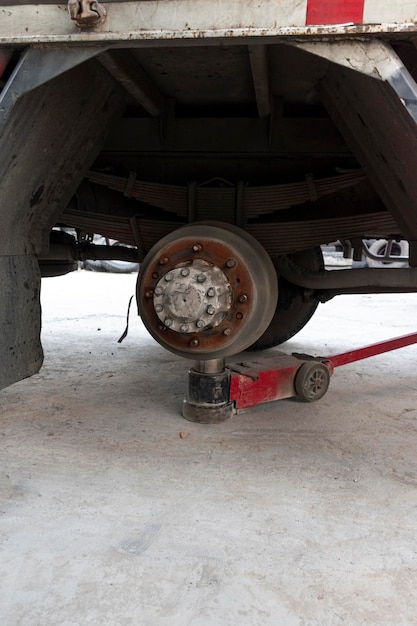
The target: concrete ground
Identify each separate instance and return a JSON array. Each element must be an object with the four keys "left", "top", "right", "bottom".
[{"left": 1, "top": 270, "right": 417, "bottom": 625}]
